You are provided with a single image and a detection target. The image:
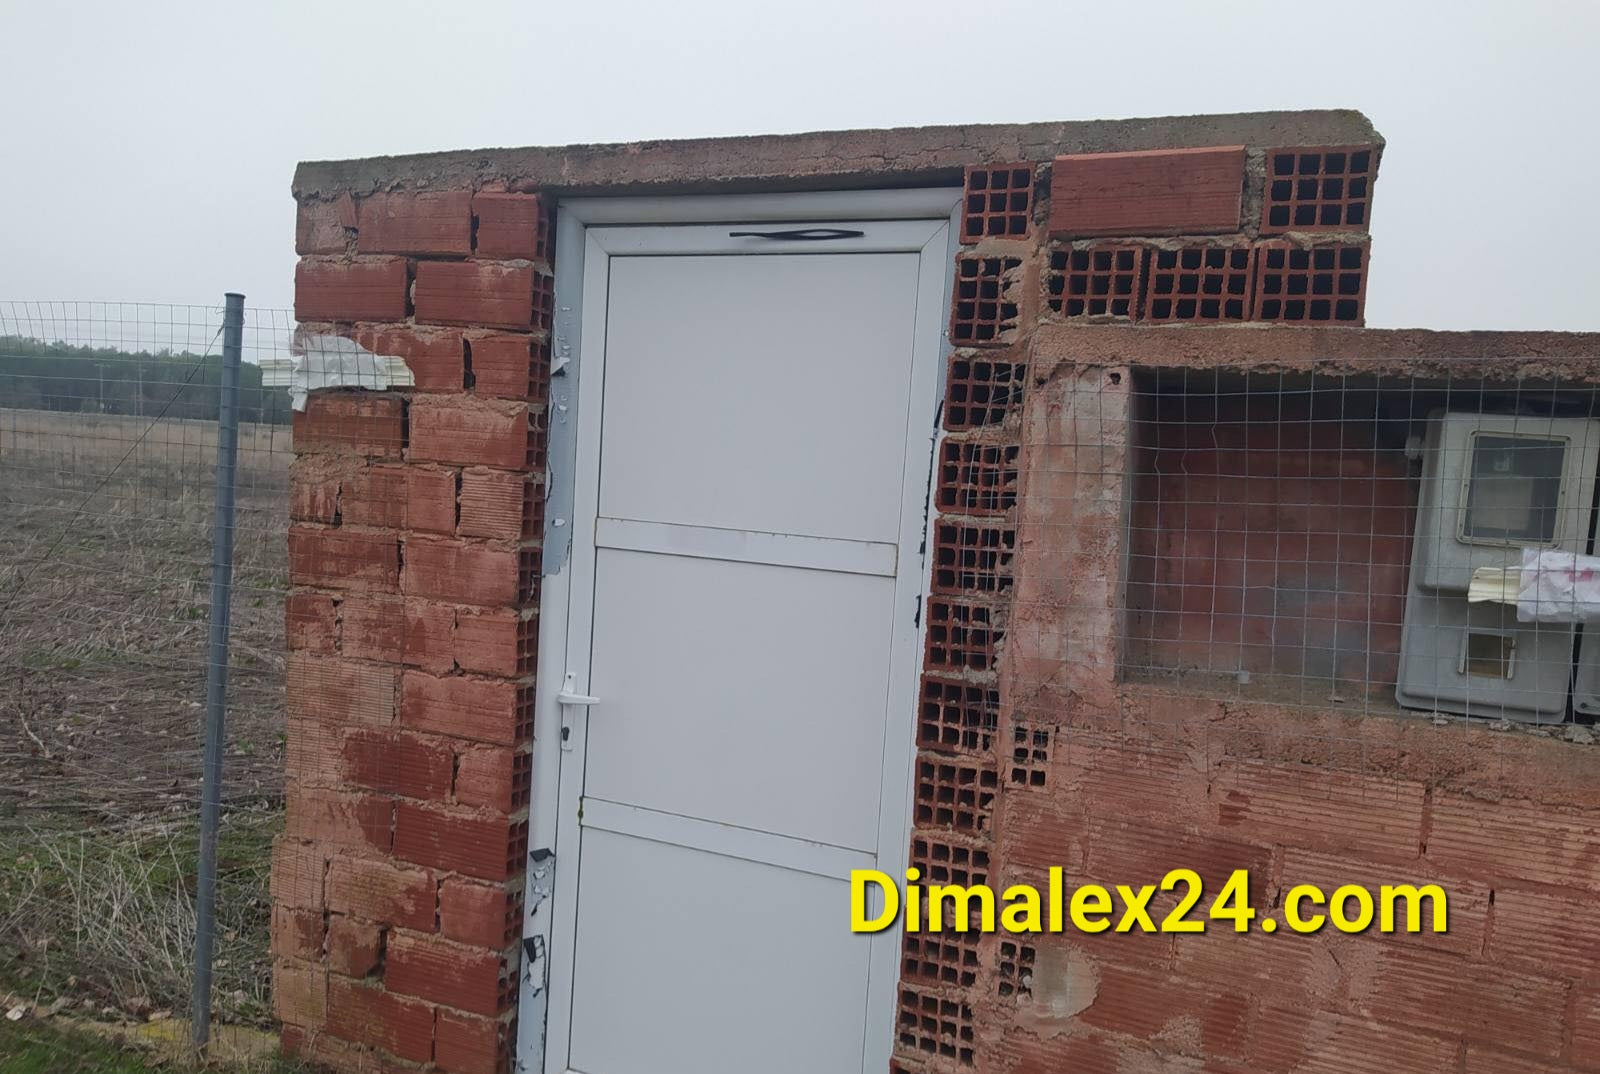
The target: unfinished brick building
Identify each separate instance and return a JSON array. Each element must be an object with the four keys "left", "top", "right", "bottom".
[{"left": 274, "top": 109, "right": 1600, "bottom": 1074}]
